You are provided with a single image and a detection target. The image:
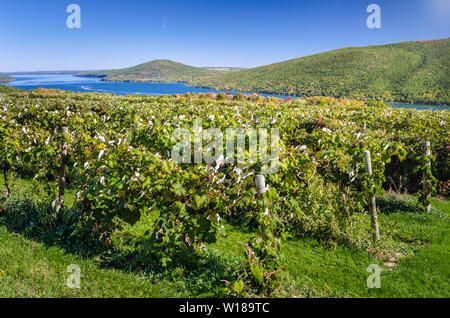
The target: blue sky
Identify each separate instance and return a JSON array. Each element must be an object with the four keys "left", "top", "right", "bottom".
[{"left": 0, "top": 0, "right": 449, "bottom": 71}]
